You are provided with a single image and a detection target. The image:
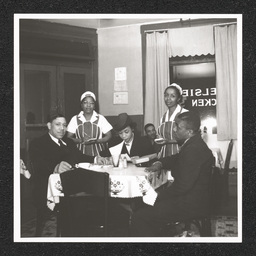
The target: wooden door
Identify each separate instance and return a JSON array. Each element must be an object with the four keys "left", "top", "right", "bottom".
[
  {"left": 57, "top": 66, "right": 93, "bottom": 123},
  {"left": 20, "top": 63, "right": 57, "bottom": 148}
]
